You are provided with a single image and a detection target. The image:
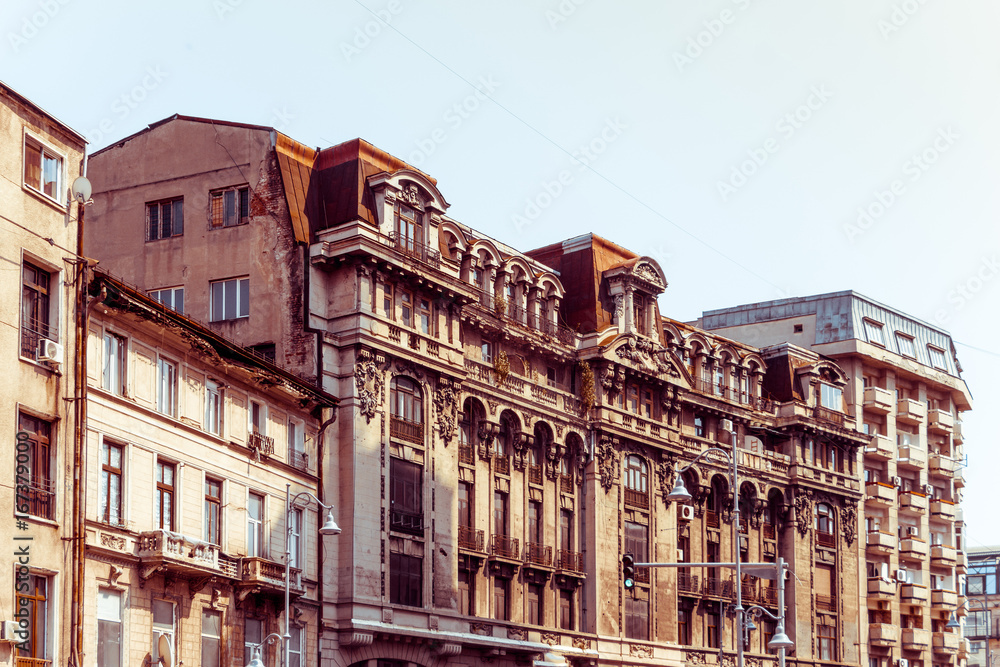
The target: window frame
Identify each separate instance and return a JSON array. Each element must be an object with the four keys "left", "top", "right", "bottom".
[
  {"left": 815, "top": 502, "right": 834, "bottom": 534},
  {"left": 927, "top": 345, "right": 948, "bottom": 370},
  {"left": 21, "top": 258, "right": 56, "bottom": 361},
  {"left": 97, "top": 587, "right": 123, "bottom": 667},
  {"left": 247, "top": 491, "right": 265, "bottom": 558},
  {"left": 156, "top": 357, "right": 177, "bottom": 416},
  {"left": 288, "top": 507, "right": 302, "bottom": 569},
  {"left": 149, "top": 286, "right": 184, "bottom": 314},
  {"left": 389, "top": 551, "right": 423, "bottom": 607},
  {"left": 863, "top": 319, "right": 885, "bottom": 346},
  {"left": 623, "top": 455, "right": 648, "bottom": 493},
  {"left": 23, "top": 132, "right": 64, "bottom": 204},
  {"left": 100, "top": 439, "right": 125, "bottom": 526},
  {"left": 895, "top": 332, "right": 917, "bottom": 358},
  {"left": 819, "top": 383, "right": 843, "bottom": 411},
  {"left": 210, "top": 185, "right": 251, "bottom": 228},
  {"left": 16, "top": 573, "right": 50, "bottom": 661},
  {"left": 201, "top": 609, "right": 222, "bottom": 667},
  {"left": 287, "top": 626, "right": 303, "bottom": 667},
  {"left": 205, "top": 380, "right": 223, "bottom": 436},
  {"left": 17, "top": 412, "right": 55, "bottom": 521},
  {"left": 390, "top": 457, "right": 423, "bottom": 535},
  {"left": 244, "top": 618, "right": 263, "bottom": 666},
  {"left": 204, "top": 477, "right": 222, "bottom": 546},
  {"left": 287, "top": 417, "right": 305, "bottom": 467},
  {"left": 152, "top": 599, "right": 176, "bottom": 666},
  {"left": 625, "top": 595, "right": 649, "bottom": 640},
  {"left": 210, "top": 276, "right": 250, "bottom": 322},
  {"left": 146, "top": 197, "right": 184, "bottom": 241},
  {"left": 102, "top": 331, "right": 127, "bottom": 396},
  {"left": 394, "top": 203, "right": 423, "bottom": 253},
  {"left": 155, "top": 460, "right": 176, "bottom": 531},
  {"left": 390, "top": 377, "right": 423, "bottom": 425}
]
